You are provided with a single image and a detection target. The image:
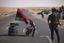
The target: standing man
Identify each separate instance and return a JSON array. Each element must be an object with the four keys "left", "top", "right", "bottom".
[{"left": 48, "top": 8, "right": 61, "bottom": 43}]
